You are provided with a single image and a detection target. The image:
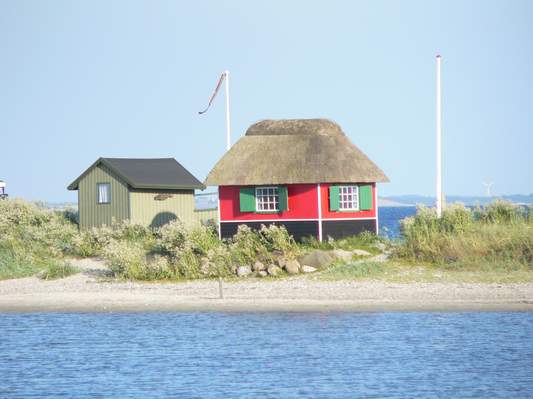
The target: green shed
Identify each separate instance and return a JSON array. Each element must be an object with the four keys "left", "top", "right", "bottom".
[{"left": 67, "top": 158, "right": 209, "bottom": 229}]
